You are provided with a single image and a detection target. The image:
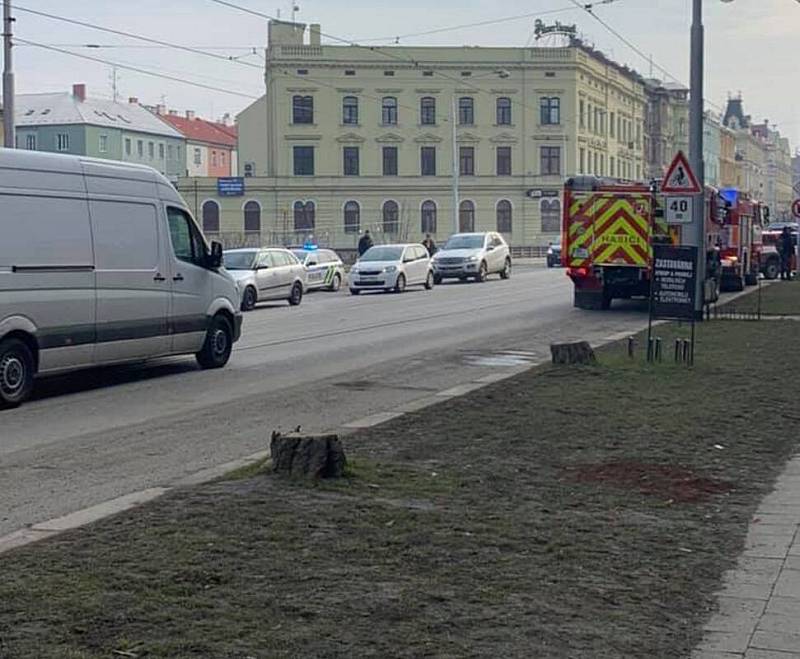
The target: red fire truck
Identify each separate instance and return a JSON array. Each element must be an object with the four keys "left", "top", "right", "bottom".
[
  {"left": 562, "top": 176, "right": 724, "bottom": 310},
  {"left": 714, "top": 189, "right": 765, "bottom": 290}
]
